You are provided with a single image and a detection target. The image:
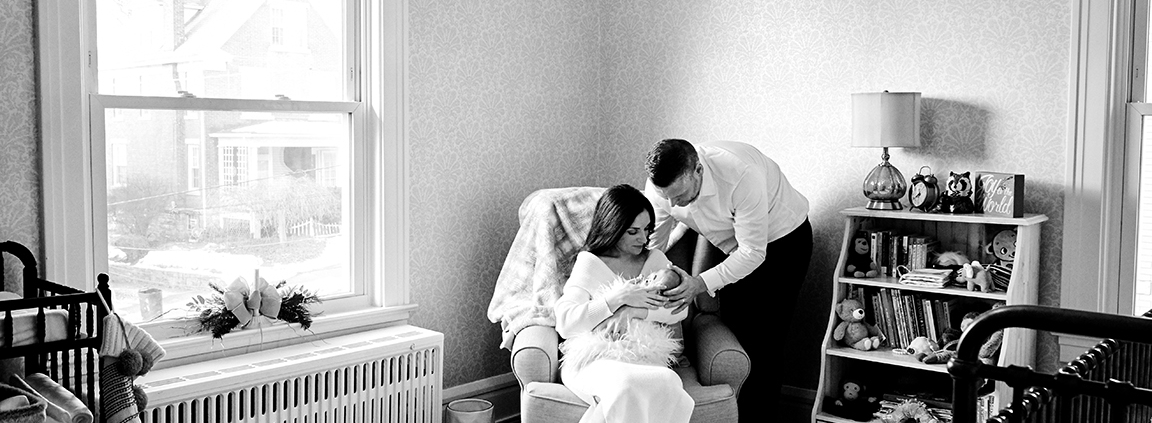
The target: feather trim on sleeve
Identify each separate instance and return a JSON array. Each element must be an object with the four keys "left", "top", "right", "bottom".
[{"left": 558, "top": 276, "right": 680, "bottom": 373}]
